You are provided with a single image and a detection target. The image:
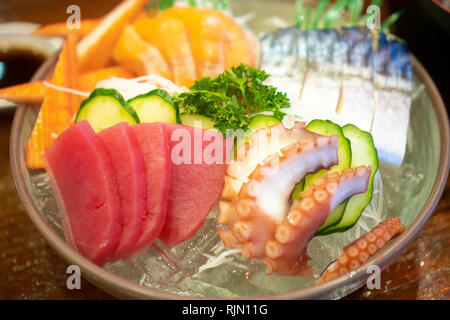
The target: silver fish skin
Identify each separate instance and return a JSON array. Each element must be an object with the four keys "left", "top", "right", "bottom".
[
  {"left": 259, "top": 26, "right": 412, "bottom": 166},
  {"left": 339, "top": 27, "right": 374, "bottom": 132},
  {"left": 260, "top": 27, "right": 308, "bottom": 101},
  {"left": 370, "top": 34, "right": 411, "bottom": 165},
  {"left": 299, "top": 29, "right": 342, "bottom": 115}
]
